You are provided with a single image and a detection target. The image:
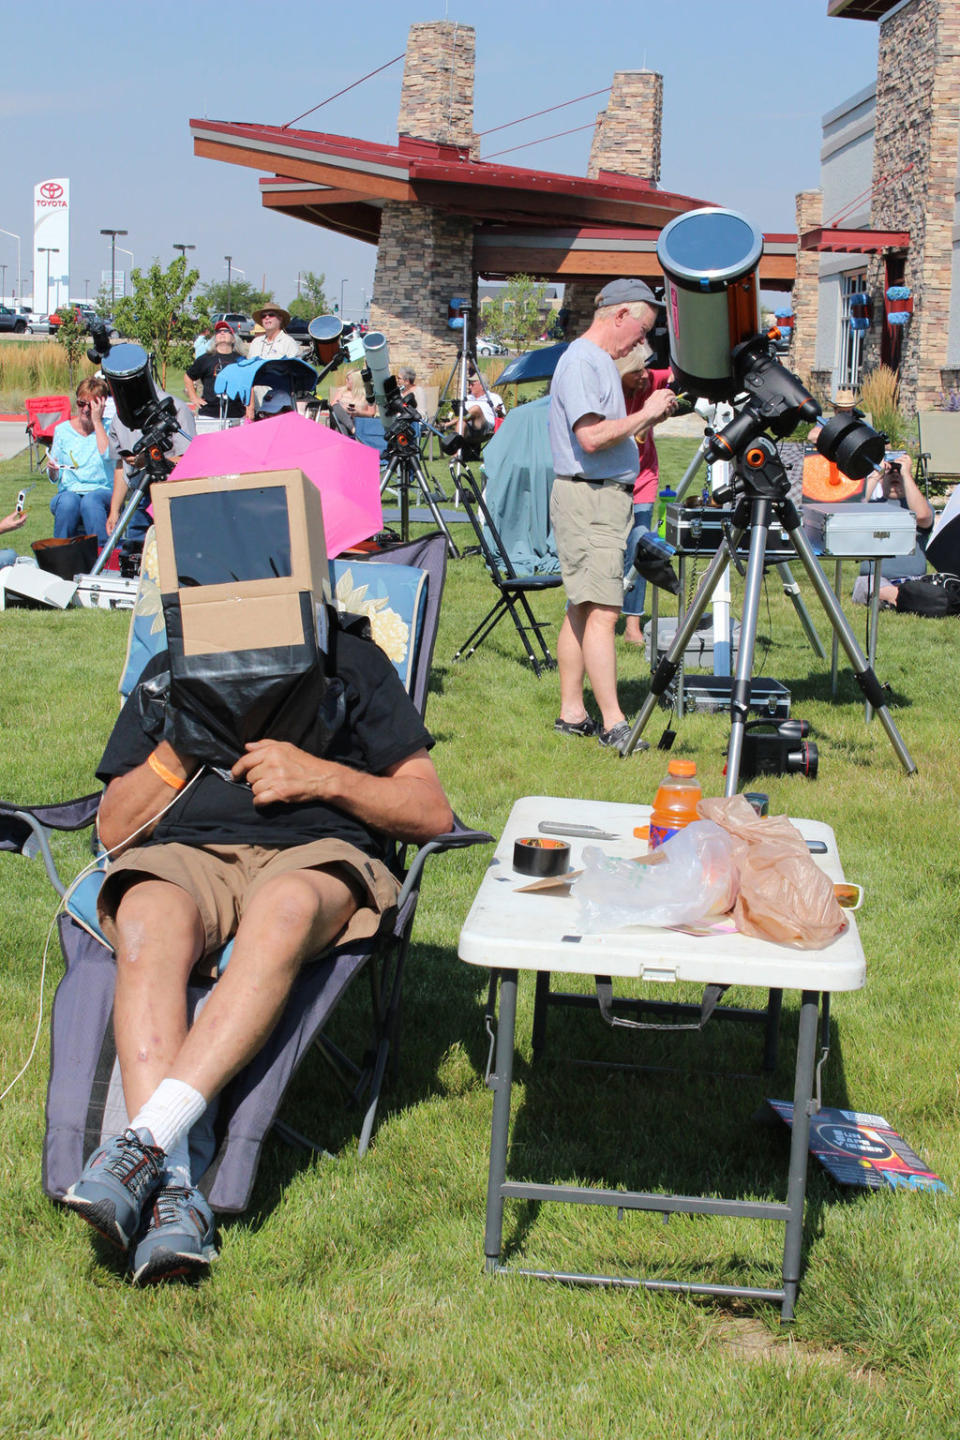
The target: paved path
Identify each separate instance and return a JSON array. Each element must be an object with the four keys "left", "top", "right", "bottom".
[{"left": 0, "top": 420, "right": 29, "bottom": 463}]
